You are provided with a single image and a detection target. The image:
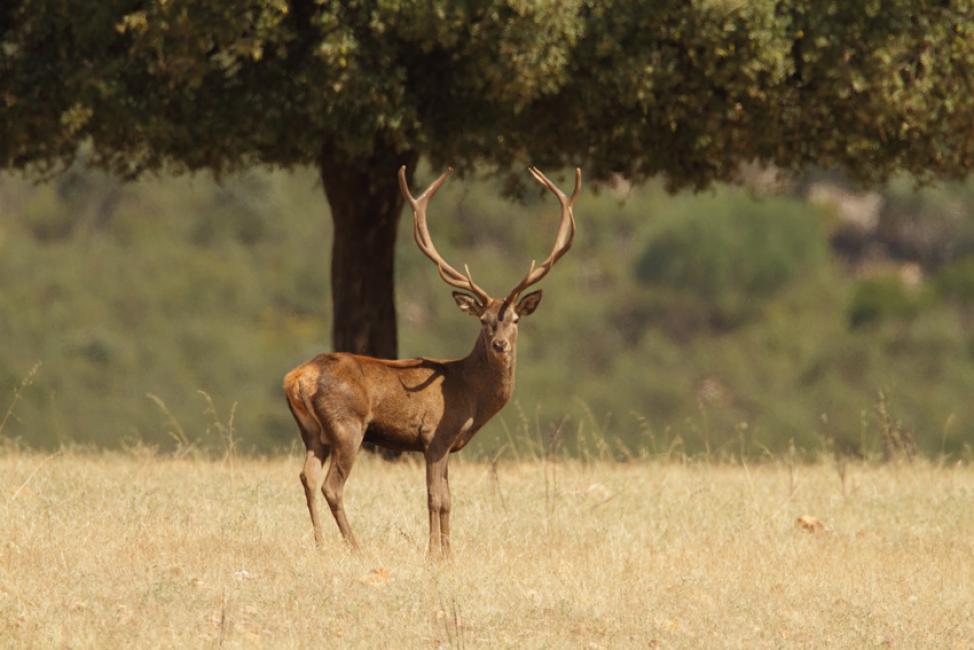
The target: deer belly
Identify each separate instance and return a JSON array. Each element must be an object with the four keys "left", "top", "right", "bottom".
[{"left": 363, "top": 421, "right": 425, "bottom": 453}]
